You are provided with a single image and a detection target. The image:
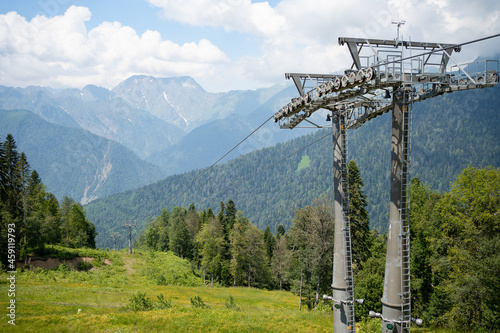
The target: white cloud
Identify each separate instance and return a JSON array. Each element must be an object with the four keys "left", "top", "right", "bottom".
[
  {"left": 0, "top": 6, "right": 229, "bottom": 89},
  {"left": 0, "top": 1, "right": 499, "bottom": 92},
  {"left": 222, "top": 0, "right": 500, "bottom": 90},
  {"left": 147, "top": 0, "right": 287, "bottom": 38}
]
